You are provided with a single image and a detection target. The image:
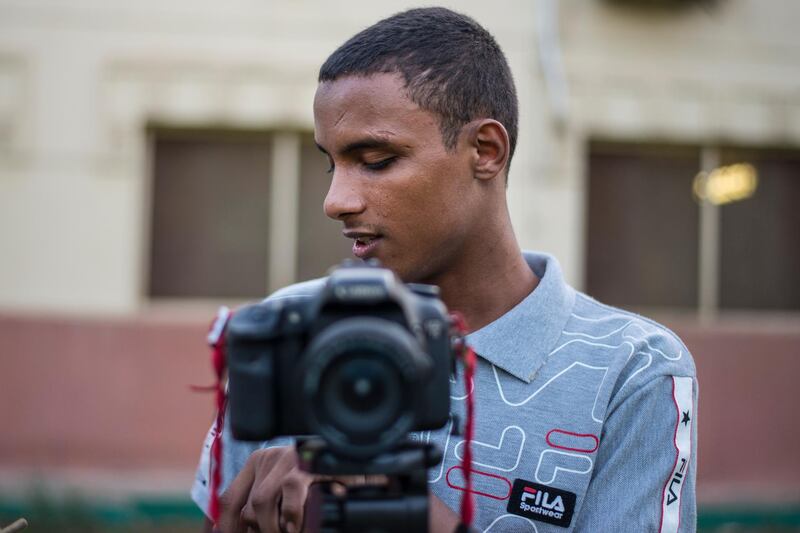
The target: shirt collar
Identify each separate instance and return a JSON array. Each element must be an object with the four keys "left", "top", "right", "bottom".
[{"left": 465, "top": 251, "right": 576, "bottom": 383}]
